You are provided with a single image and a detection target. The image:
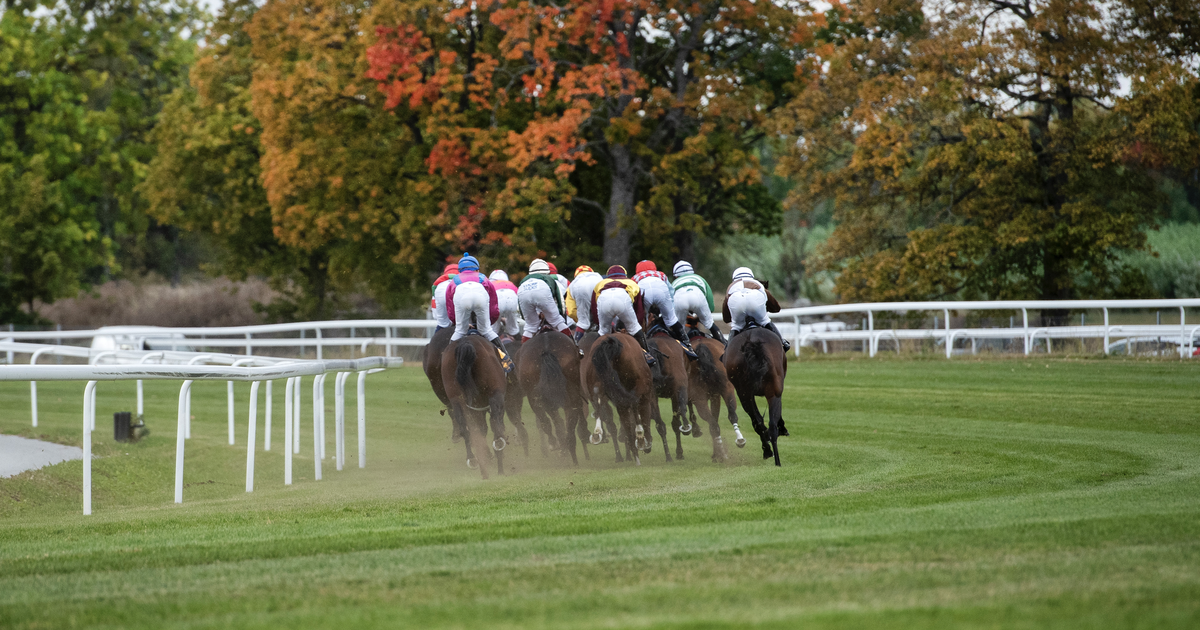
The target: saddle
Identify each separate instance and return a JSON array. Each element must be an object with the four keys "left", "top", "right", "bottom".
[{"left": 465, "top": 326, "right": 514, "bottom": 373}]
